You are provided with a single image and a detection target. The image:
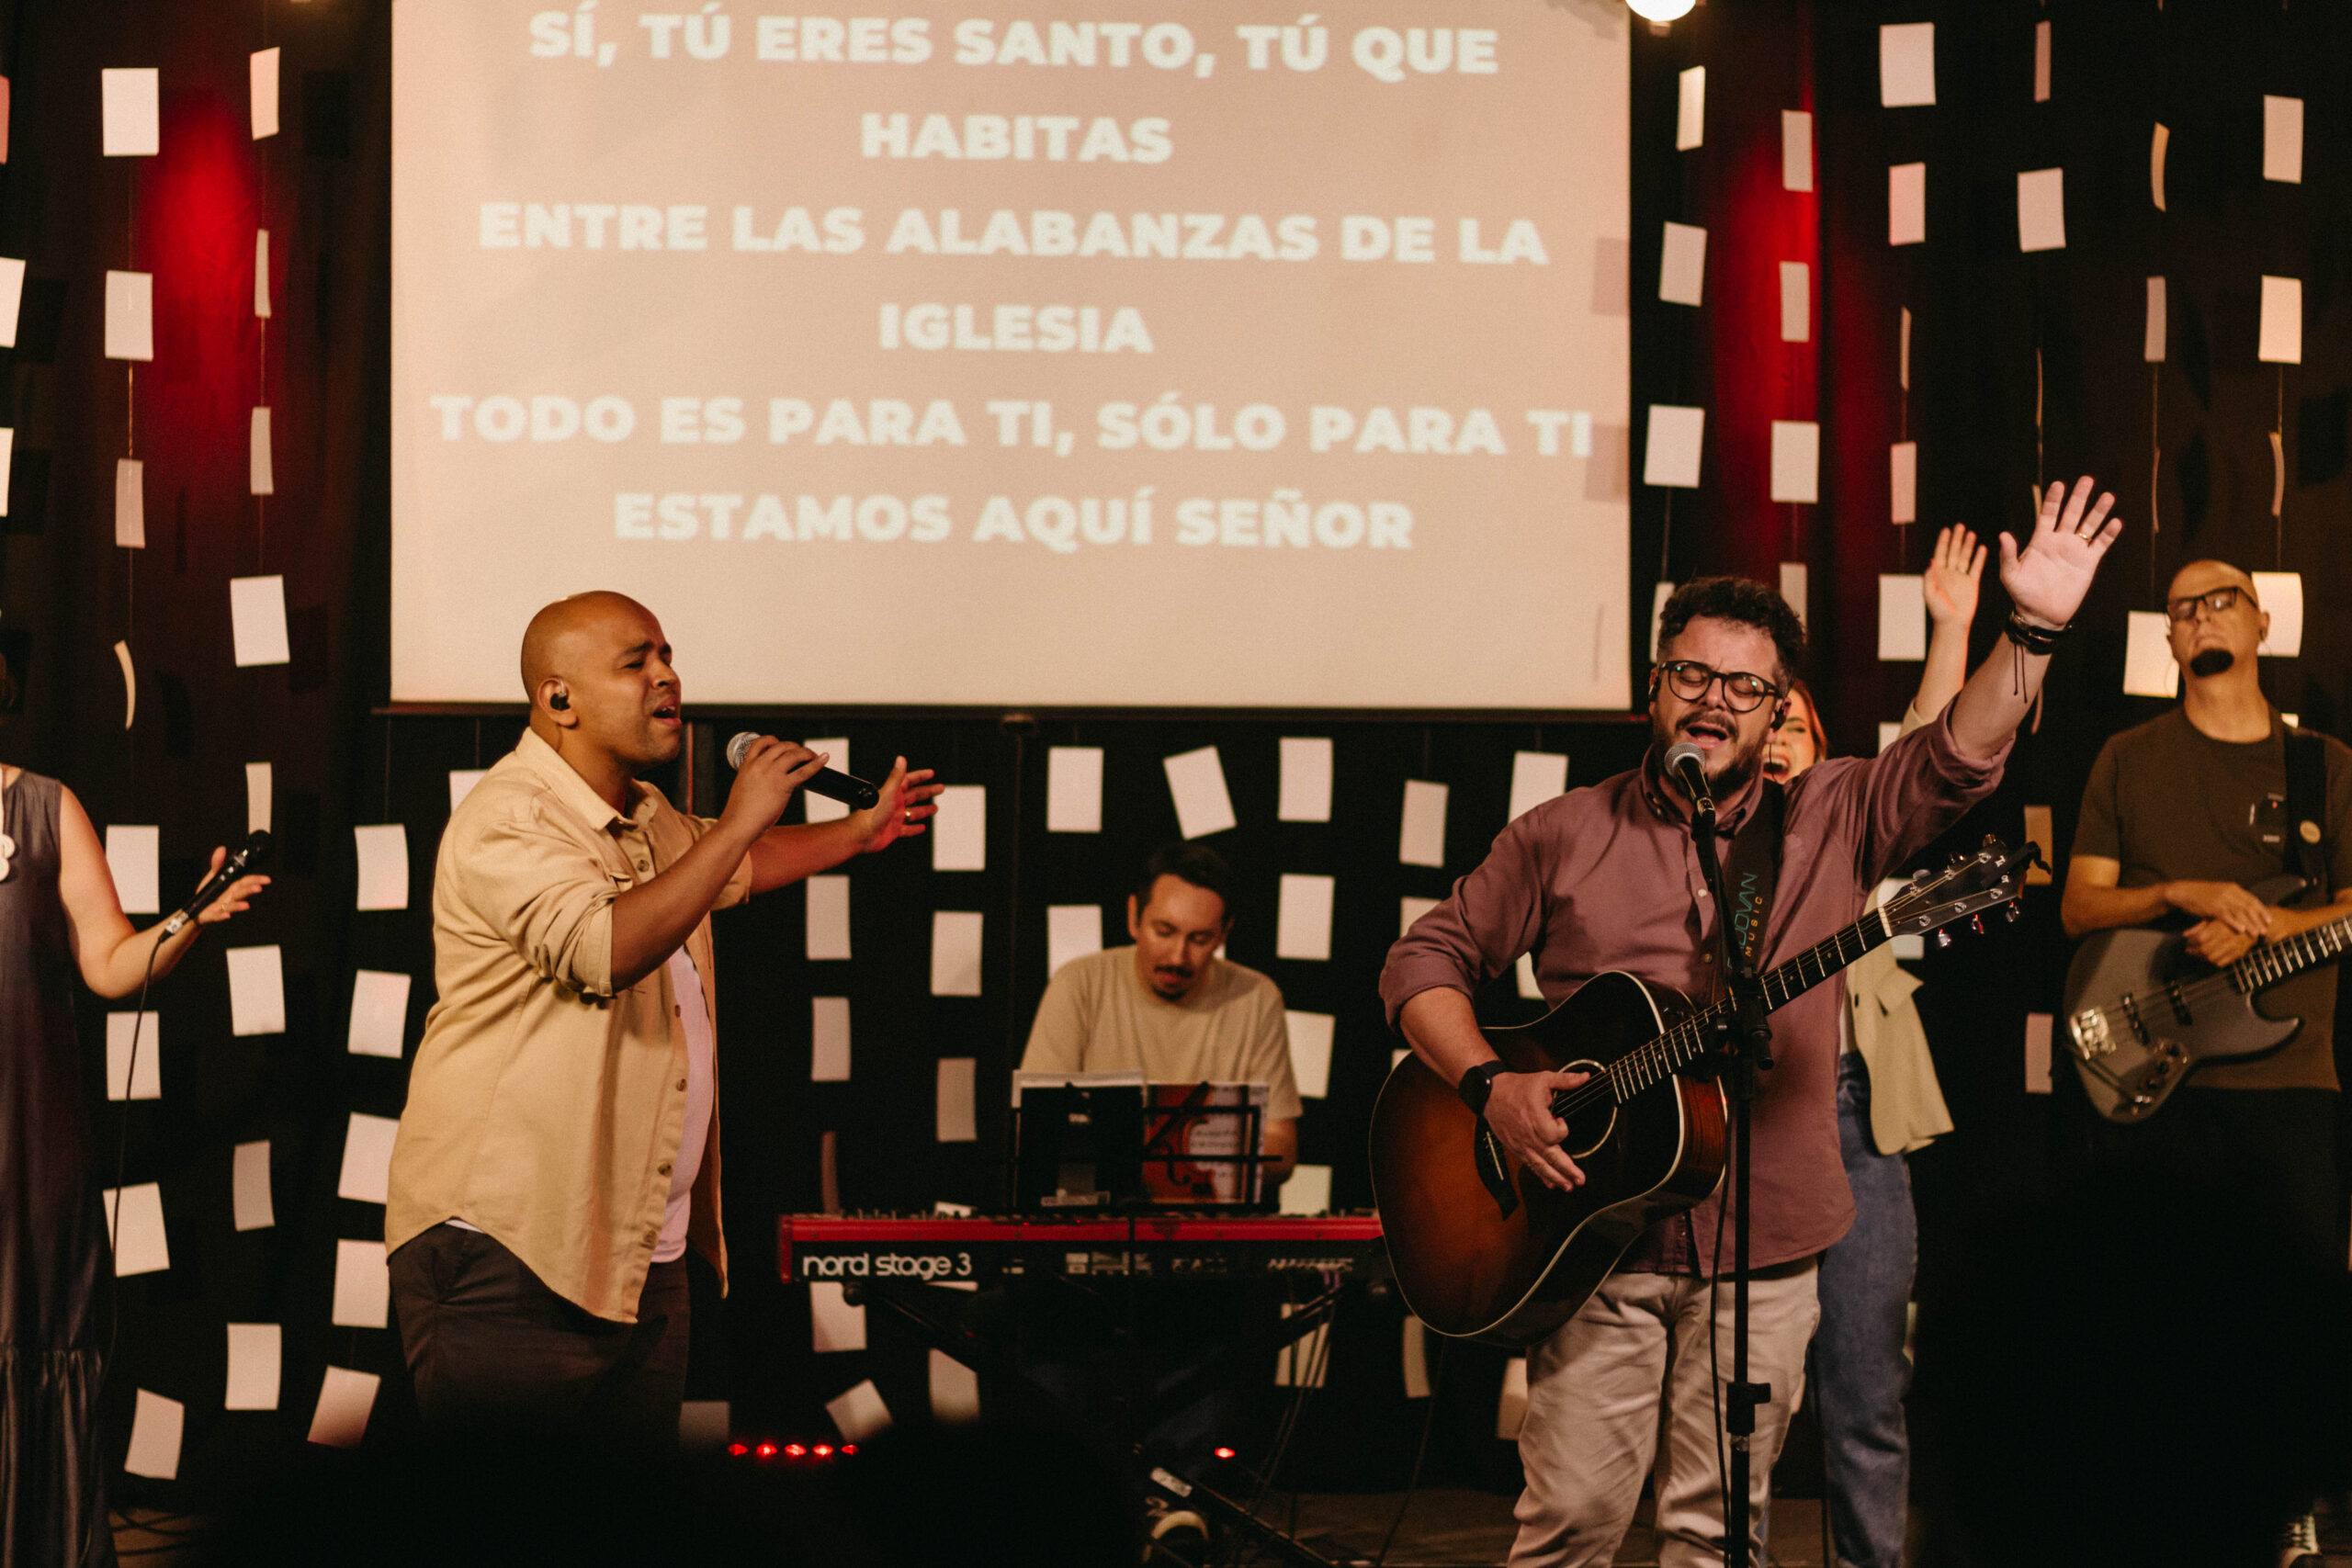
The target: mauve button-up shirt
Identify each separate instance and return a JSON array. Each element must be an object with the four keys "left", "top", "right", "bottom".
[{"left": 1379, "top": 714, "right": 2008, "bottom": 1273}]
